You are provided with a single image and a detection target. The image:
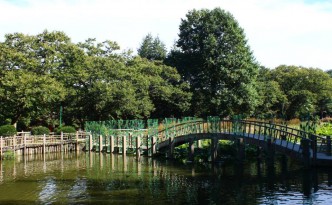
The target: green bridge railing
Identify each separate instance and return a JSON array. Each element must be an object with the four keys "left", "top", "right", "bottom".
[{"left": 84, "top": 117, "right": 331, "bottom": 158}]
